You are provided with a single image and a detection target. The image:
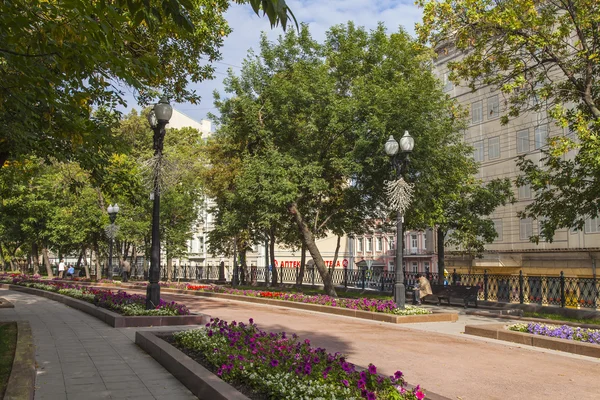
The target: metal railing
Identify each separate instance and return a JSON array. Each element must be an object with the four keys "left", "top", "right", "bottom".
[{"left": 31, "top": 262, "right": 598, "bottom": 310}]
